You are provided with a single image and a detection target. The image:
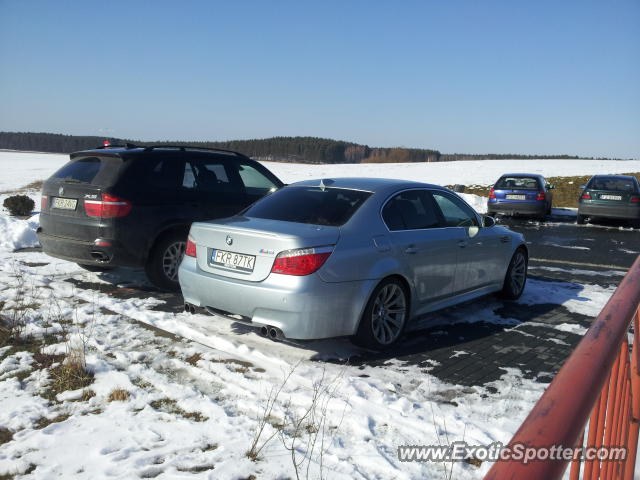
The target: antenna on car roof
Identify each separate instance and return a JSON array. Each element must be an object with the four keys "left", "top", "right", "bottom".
[{"left": 319, "top": 179, "right": 334, "bottom": 191}]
